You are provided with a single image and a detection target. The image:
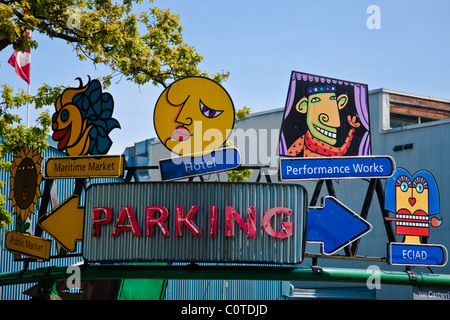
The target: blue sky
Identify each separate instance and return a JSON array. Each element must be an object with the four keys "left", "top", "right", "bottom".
[{"left": 1, "top": 0, "right": 450, "bottom": 155}]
